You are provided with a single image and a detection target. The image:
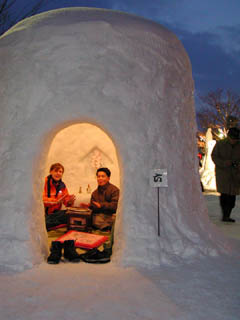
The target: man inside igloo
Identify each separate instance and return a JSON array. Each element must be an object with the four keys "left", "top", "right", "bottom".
[{"left": 0, "top": 7, "right": 239, "bottom": 272}]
